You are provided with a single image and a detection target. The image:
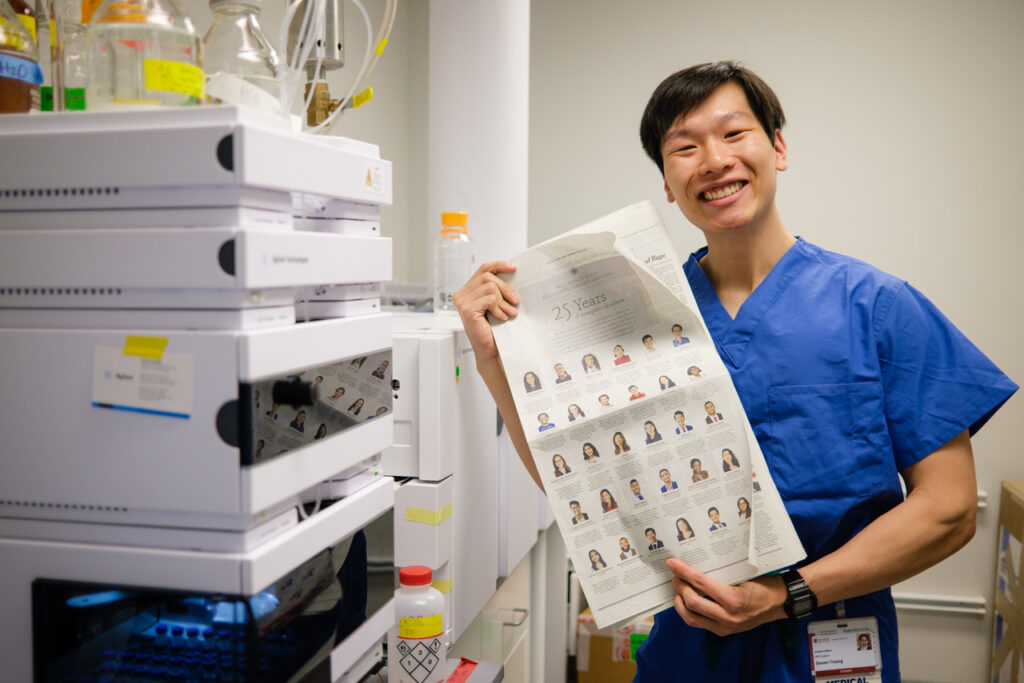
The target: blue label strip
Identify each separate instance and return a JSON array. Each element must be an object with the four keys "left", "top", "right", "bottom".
[
  {"left": 92, "top": 402, "right": 190, "bottom": 420},
  {"left": 0, "top": 53, "right": 44, "bottom": 86}
]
